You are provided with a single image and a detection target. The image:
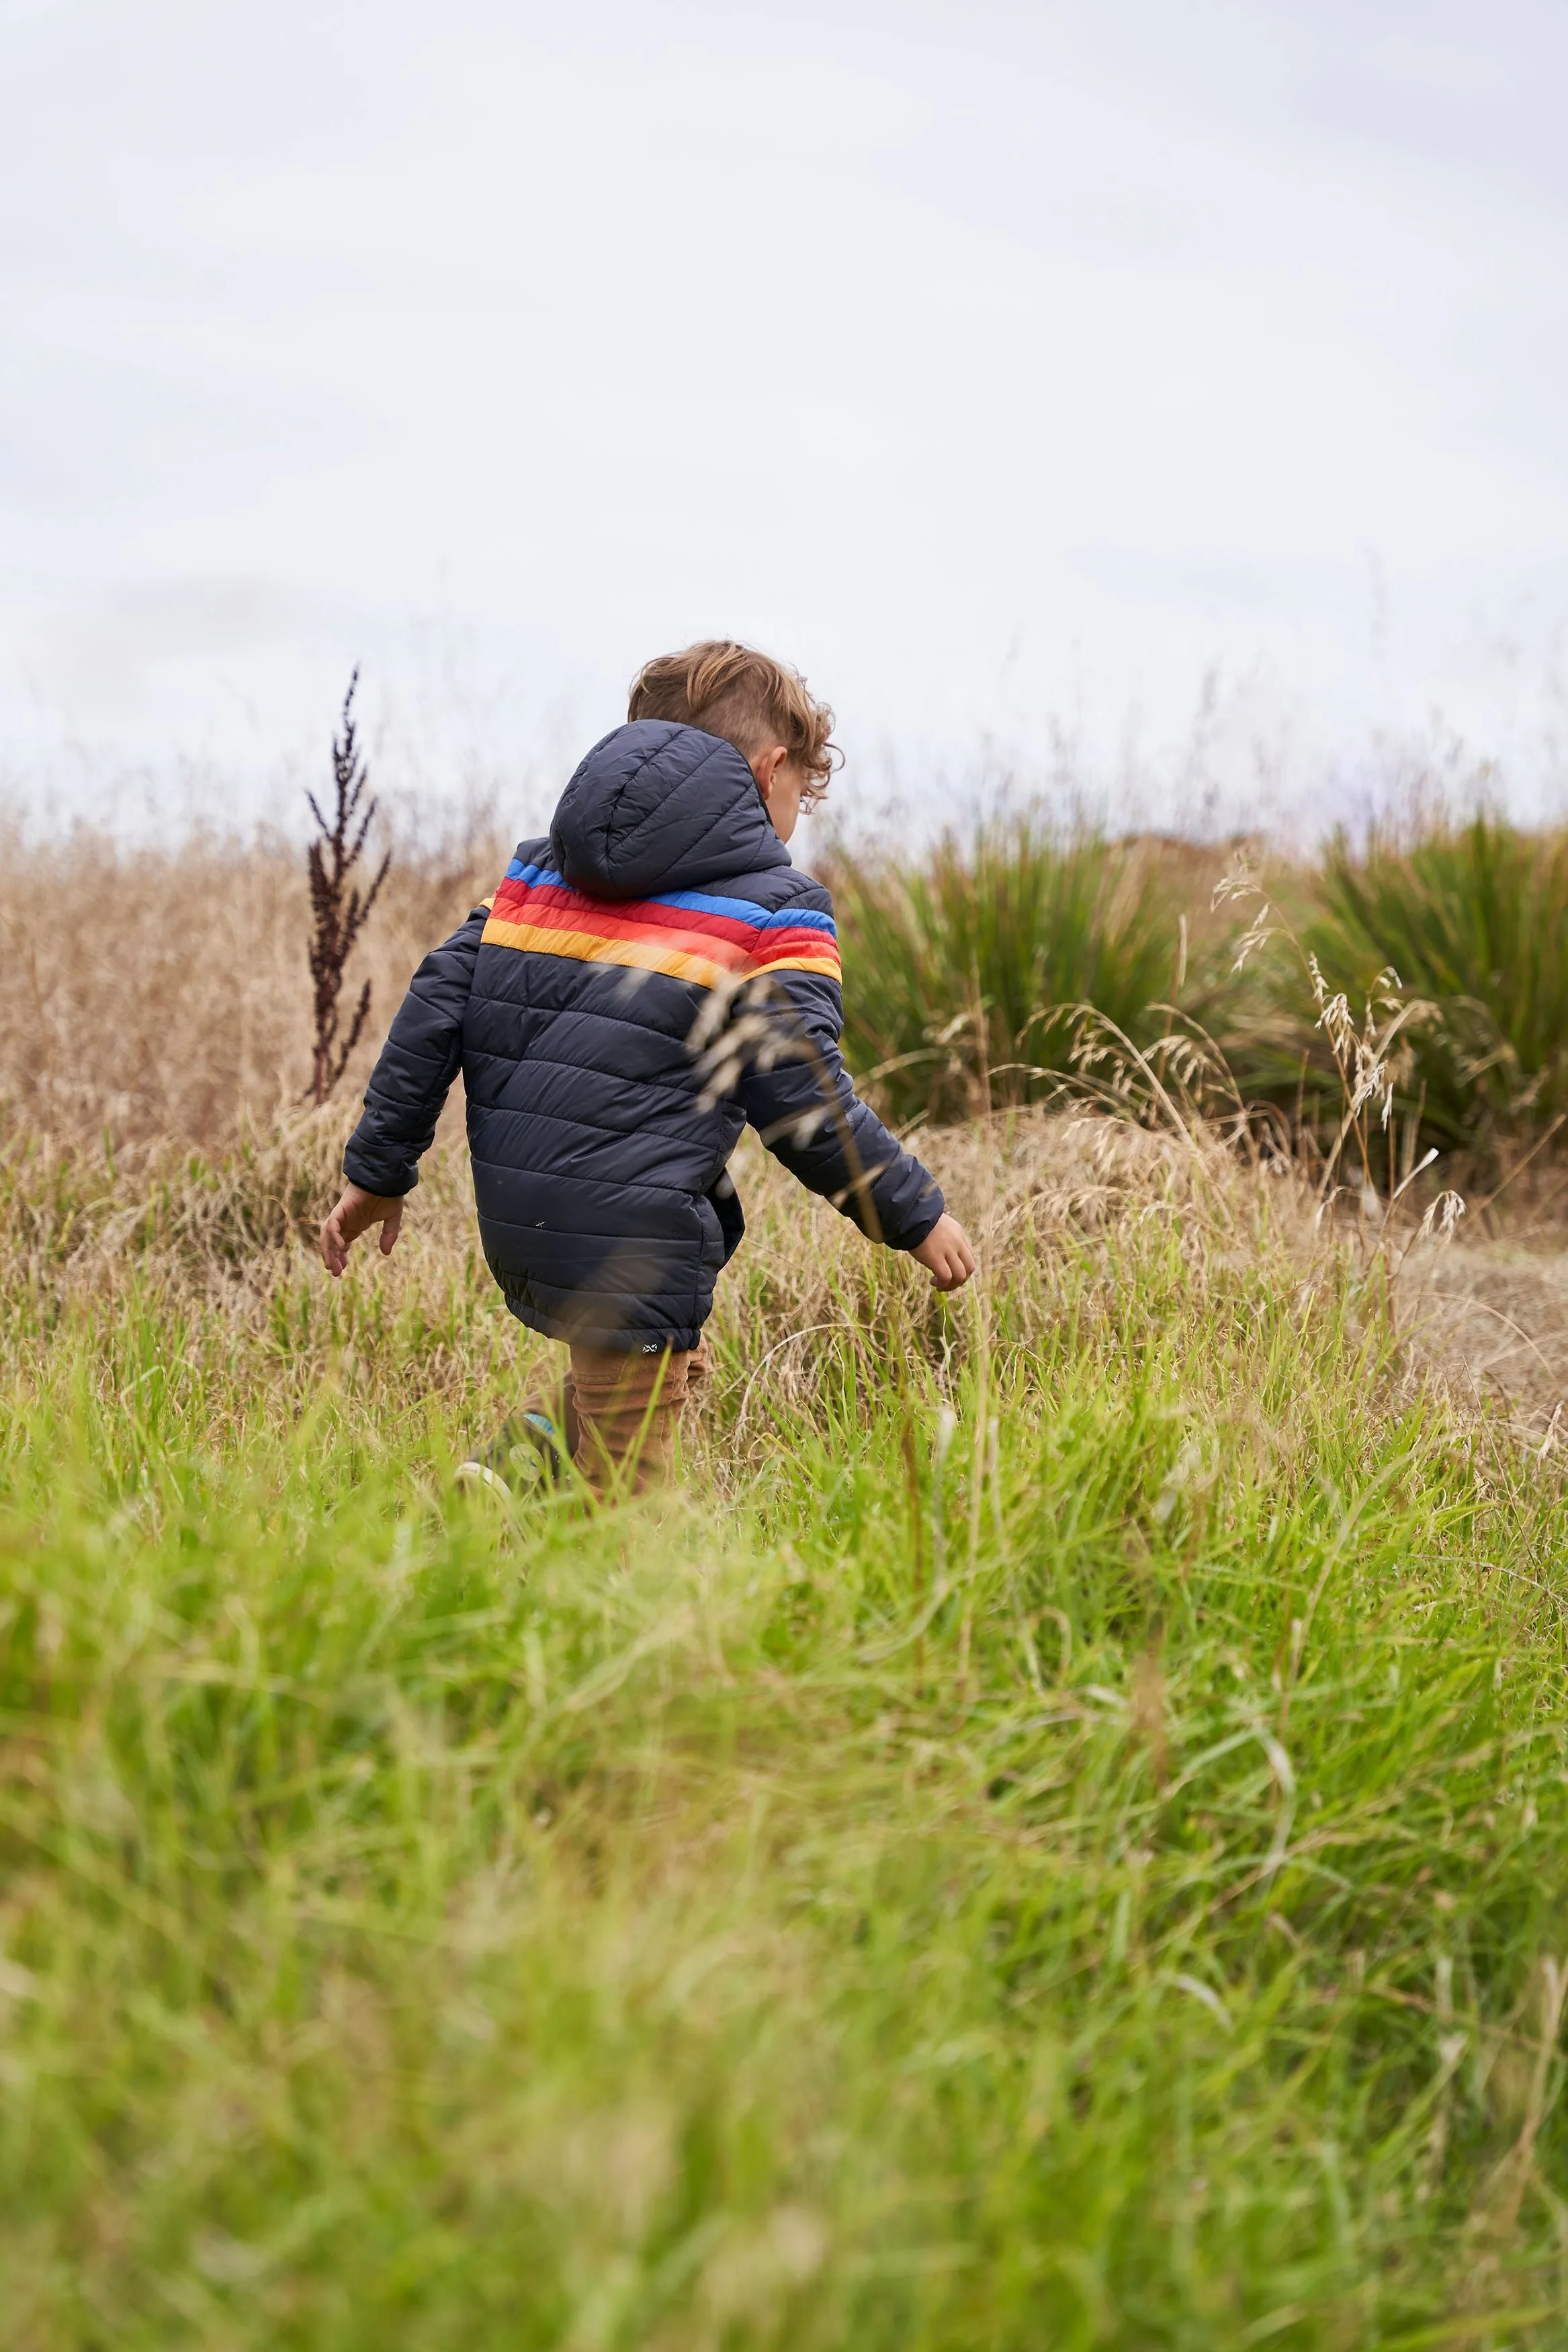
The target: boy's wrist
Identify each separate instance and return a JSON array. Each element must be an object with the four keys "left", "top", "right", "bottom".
[{"left": 342, "top": 1161, "right": 416, "bottom": 1201}]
